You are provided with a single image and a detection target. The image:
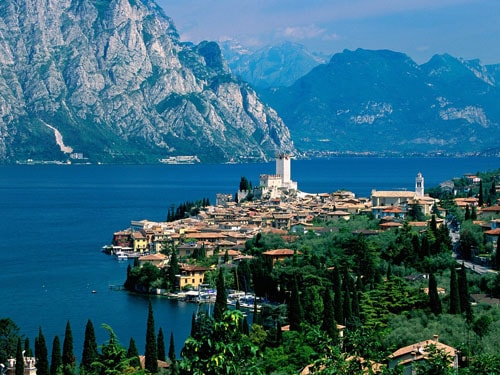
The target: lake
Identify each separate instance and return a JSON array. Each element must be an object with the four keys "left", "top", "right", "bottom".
[{"left": 0, "top": 156, "right": 498, "bottom": 360}]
